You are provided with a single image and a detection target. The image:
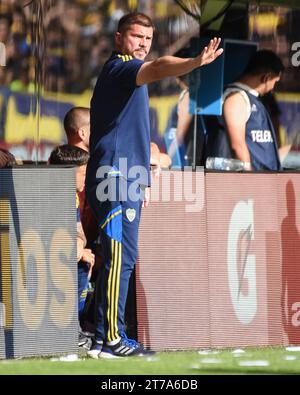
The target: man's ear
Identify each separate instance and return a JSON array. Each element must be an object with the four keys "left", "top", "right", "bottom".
[
  {"left": 78, "top": 127, "right": 85, "bottom": 141},
  {"left": 261, "top": 72, "right": 272, "bottom": 83}
]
